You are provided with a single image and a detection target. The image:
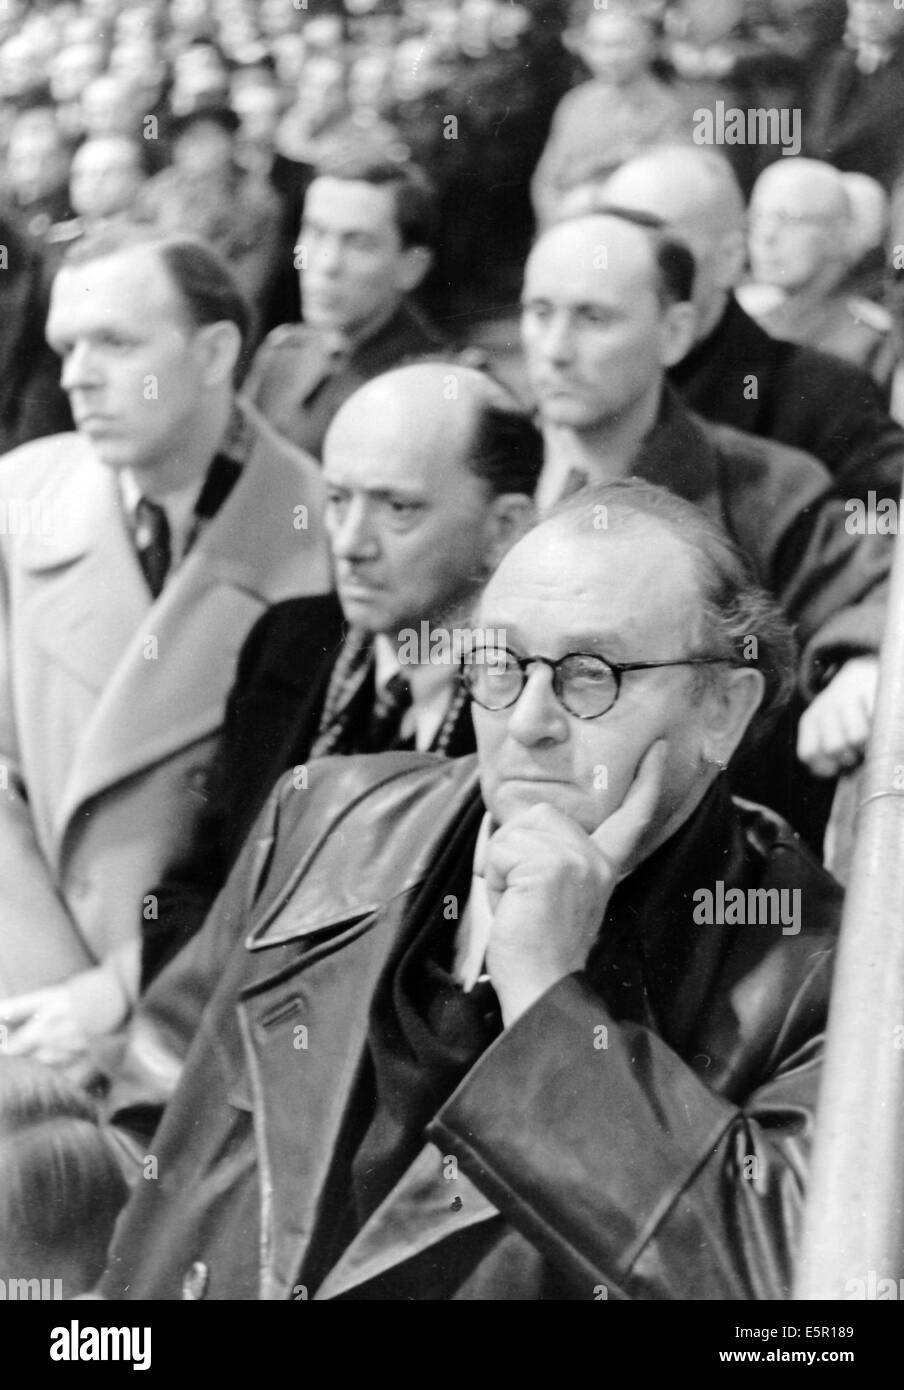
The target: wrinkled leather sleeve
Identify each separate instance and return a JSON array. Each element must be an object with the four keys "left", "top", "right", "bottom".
[{"left": 430, "top": 965, "right": 829, "bottom": 1300}]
